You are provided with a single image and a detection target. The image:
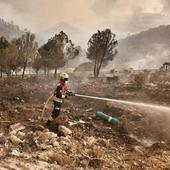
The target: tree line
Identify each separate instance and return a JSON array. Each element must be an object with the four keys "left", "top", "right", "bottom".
[
  {"left": 0, "top": 31, "right": 79, "bottom": 78},
  {"left": 0, "top": 28, "right": 118, "bottom": 78}
]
